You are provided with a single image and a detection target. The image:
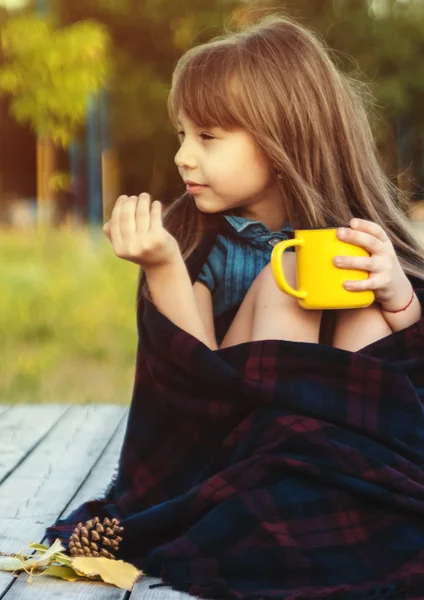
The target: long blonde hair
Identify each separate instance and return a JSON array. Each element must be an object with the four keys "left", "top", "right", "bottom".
[{"left": 138, "top": 12, "right": 424, "bottom": 305}]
